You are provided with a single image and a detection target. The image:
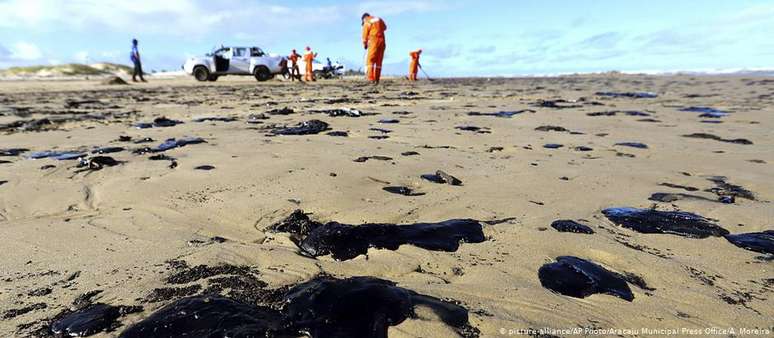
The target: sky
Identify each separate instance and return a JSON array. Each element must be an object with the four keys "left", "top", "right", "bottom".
[{"left": 1, "top": 0, "right": 773, "bottom": 76}]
